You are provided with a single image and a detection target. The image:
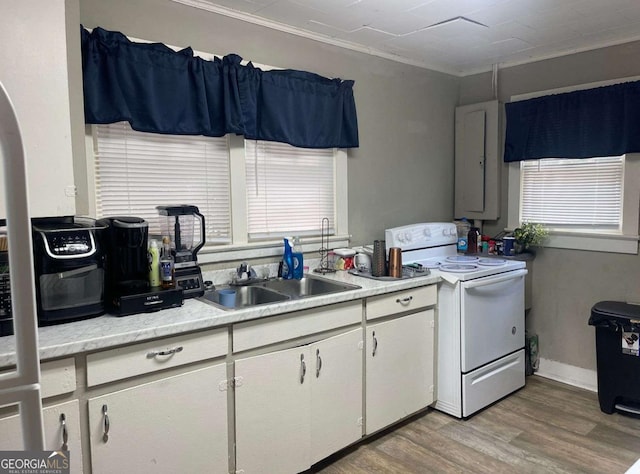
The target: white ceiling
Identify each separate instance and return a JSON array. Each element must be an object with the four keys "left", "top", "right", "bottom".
[{"left": 172, "top": 0, "right": 640, "bottom": 76}]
